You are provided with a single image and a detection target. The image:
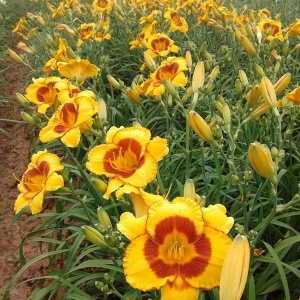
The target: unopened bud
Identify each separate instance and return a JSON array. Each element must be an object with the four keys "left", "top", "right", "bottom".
[
  {"left": 7, "top": 49, "right": 27, "bottom": 65},
  {"left": 97, "top": 98, "right": 107, "bottom": 122},
  {"left": 21, "top": 111, "right": 36, "bottom": 126},
  {"left": 274, "top": 73, "right": 291, "bottom": 96},
  {"left": 97, "top": 207, "right": 112, "bottom": 229},
  {"left": 91, "top": 177, "right": 108, "bottom": 194},
  {"left": 238, "top": 70, "right": 249, "bottom": 87},
  {"left": 107, "top": 75, "right": 122, "bottom": 90},
  {"left": 184, "top": 178, "right": 195, "bottom": 200},
  {"left": 240, "top": 35, "right": 257, "bottom": 57},
  {"left": 192, "top": 61, "right": 205, "bottom": 93},
  {"left": 16, "top": 93, "right": 29, "bottom": 107},
  {"left": 246, "top": 83, "right": 261, "bottom": 108}
]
